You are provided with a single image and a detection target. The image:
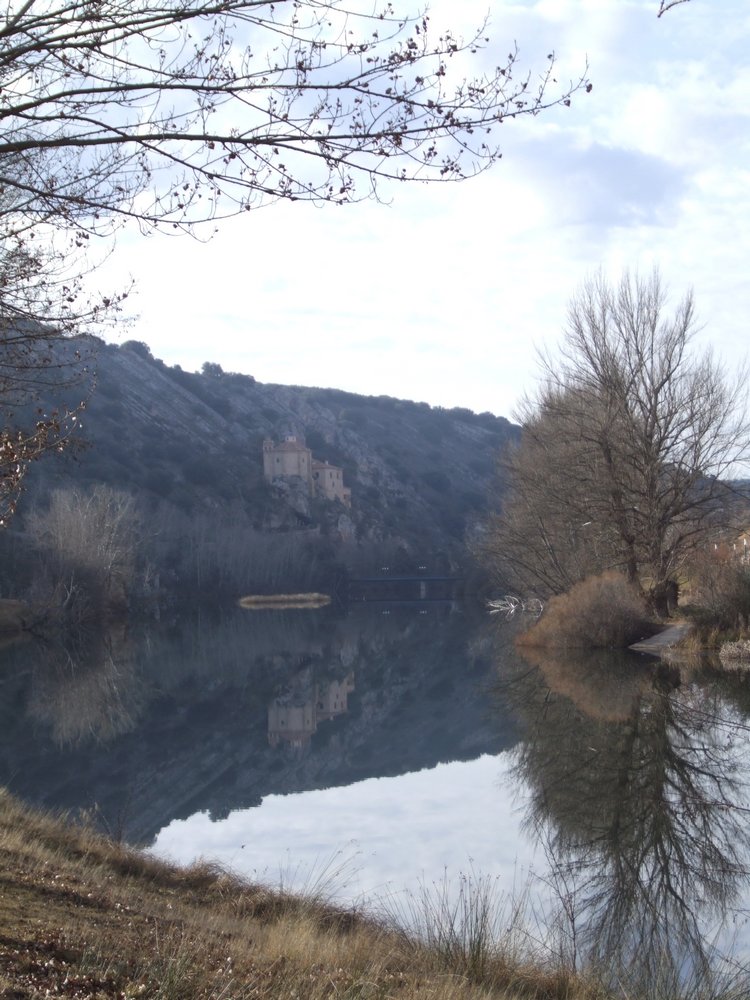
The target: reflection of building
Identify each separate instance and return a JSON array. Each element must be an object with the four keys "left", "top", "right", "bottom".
[
  {"left": 268, "top": 672, "right": 355, "bottom": 748},
  {"left": 262, "top": 435, "right": 351, "bottom": 506}
]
